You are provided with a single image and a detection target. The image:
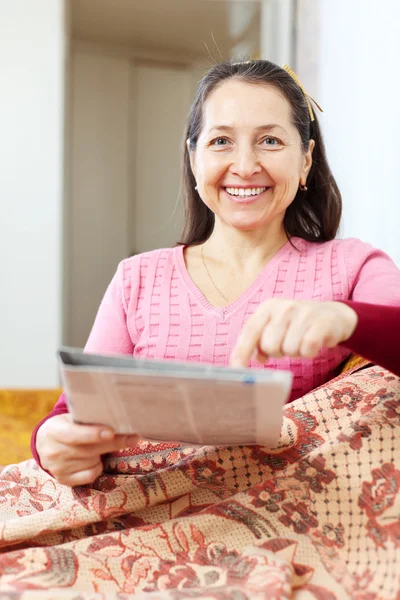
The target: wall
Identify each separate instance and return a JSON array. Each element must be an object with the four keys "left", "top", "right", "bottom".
[
  {"left": 260, "top": 0, "right": 294, "bottom": 65},
  {"left": 299, "top": 0, "right": 400, "bottom": 266},
  {"left": 132, "top": 63, "right": 190, "bottom": 253},
  {"left": 0, "top": 0, "right": 66, "bottom": 387},
  {"left": 66, "top": 51, "right": 131, "bottom": 348},
  {"left": 66, "top": 43, "right": 201, "bottom": 347}
]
